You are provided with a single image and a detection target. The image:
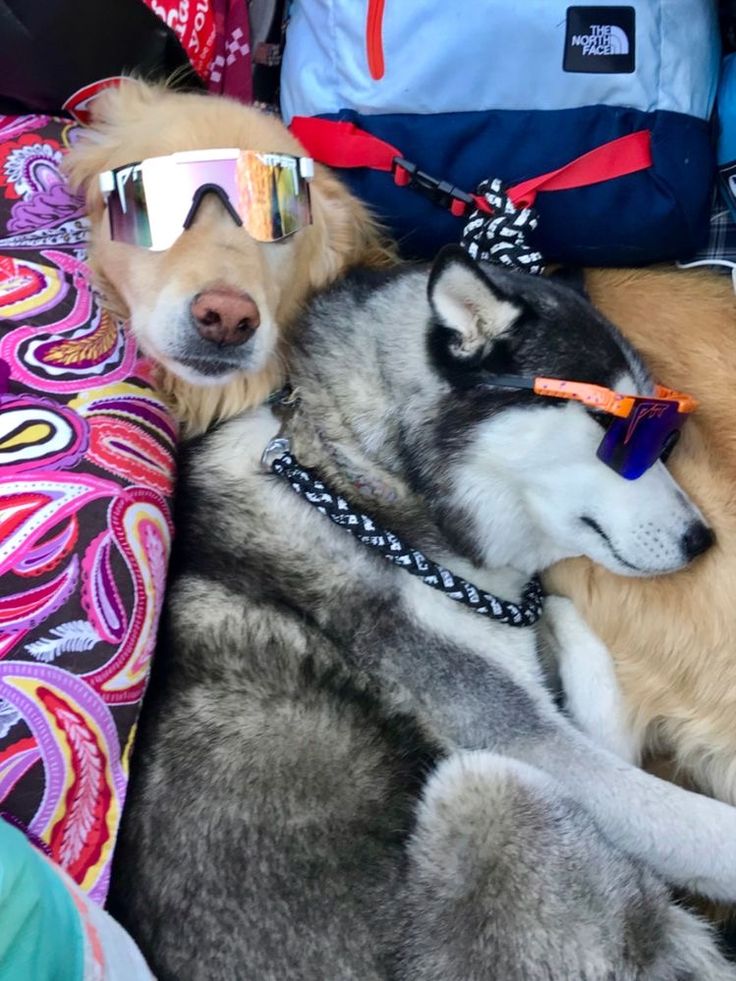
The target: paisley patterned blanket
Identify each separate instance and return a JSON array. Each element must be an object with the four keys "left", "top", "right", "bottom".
[{"left": 0, "top": 115, "right": 176, "bottom": 904}]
